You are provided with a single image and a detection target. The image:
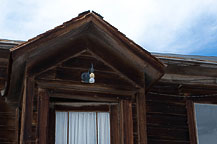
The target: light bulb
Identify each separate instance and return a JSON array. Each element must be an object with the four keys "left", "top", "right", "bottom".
[
  {"left": 90, "top": 73, "right": 95, "bottom": 78},
  {"left": 89, "top": 77, "right": 95, "bottom": 83}
]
